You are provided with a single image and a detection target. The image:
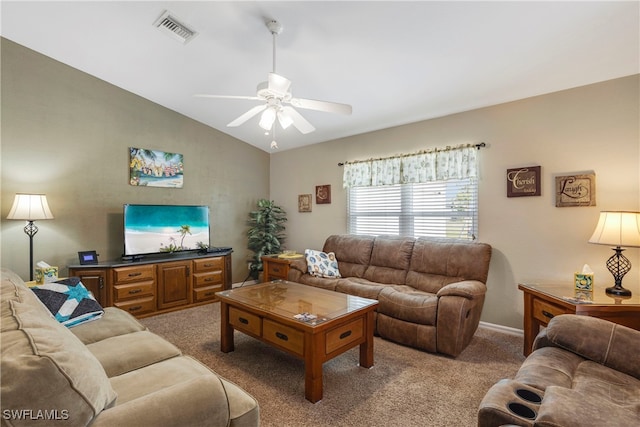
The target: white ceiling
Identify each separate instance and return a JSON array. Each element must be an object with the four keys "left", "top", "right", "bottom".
[{"left": 2, "top": 1, "right": 638, "bottom": 152}]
